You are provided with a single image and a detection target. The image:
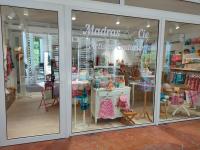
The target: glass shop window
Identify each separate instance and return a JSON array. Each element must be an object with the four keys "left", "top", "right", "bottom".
[
  {"left": 71, "top": 11, "right": 159, "bottom": 133},
  {"left": 160, "top": 21, "right": 200, "bottom": 121}
]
